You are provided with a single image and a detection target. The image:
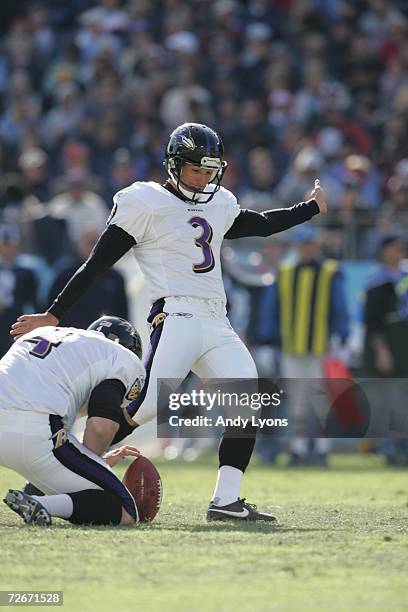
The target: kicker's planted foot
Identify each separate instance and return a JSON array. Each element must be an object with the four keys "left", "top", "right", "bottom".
[{"left": 207, "top": 498, "right": 277, "bottom": 522}]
